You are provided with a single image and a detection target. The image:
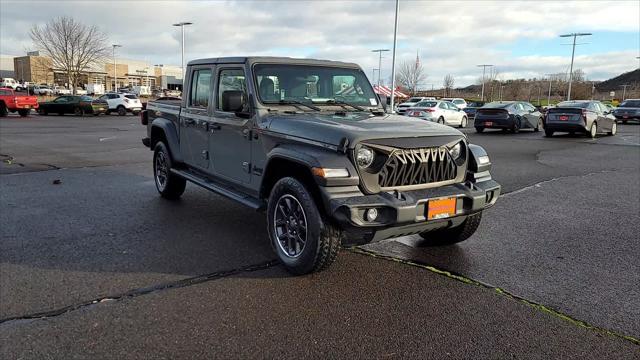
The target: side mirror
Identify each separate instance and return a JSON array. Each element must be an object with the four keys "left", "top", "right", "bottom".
[{"left": 221, "top": 90, "right": 246, "bottom": 113}]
